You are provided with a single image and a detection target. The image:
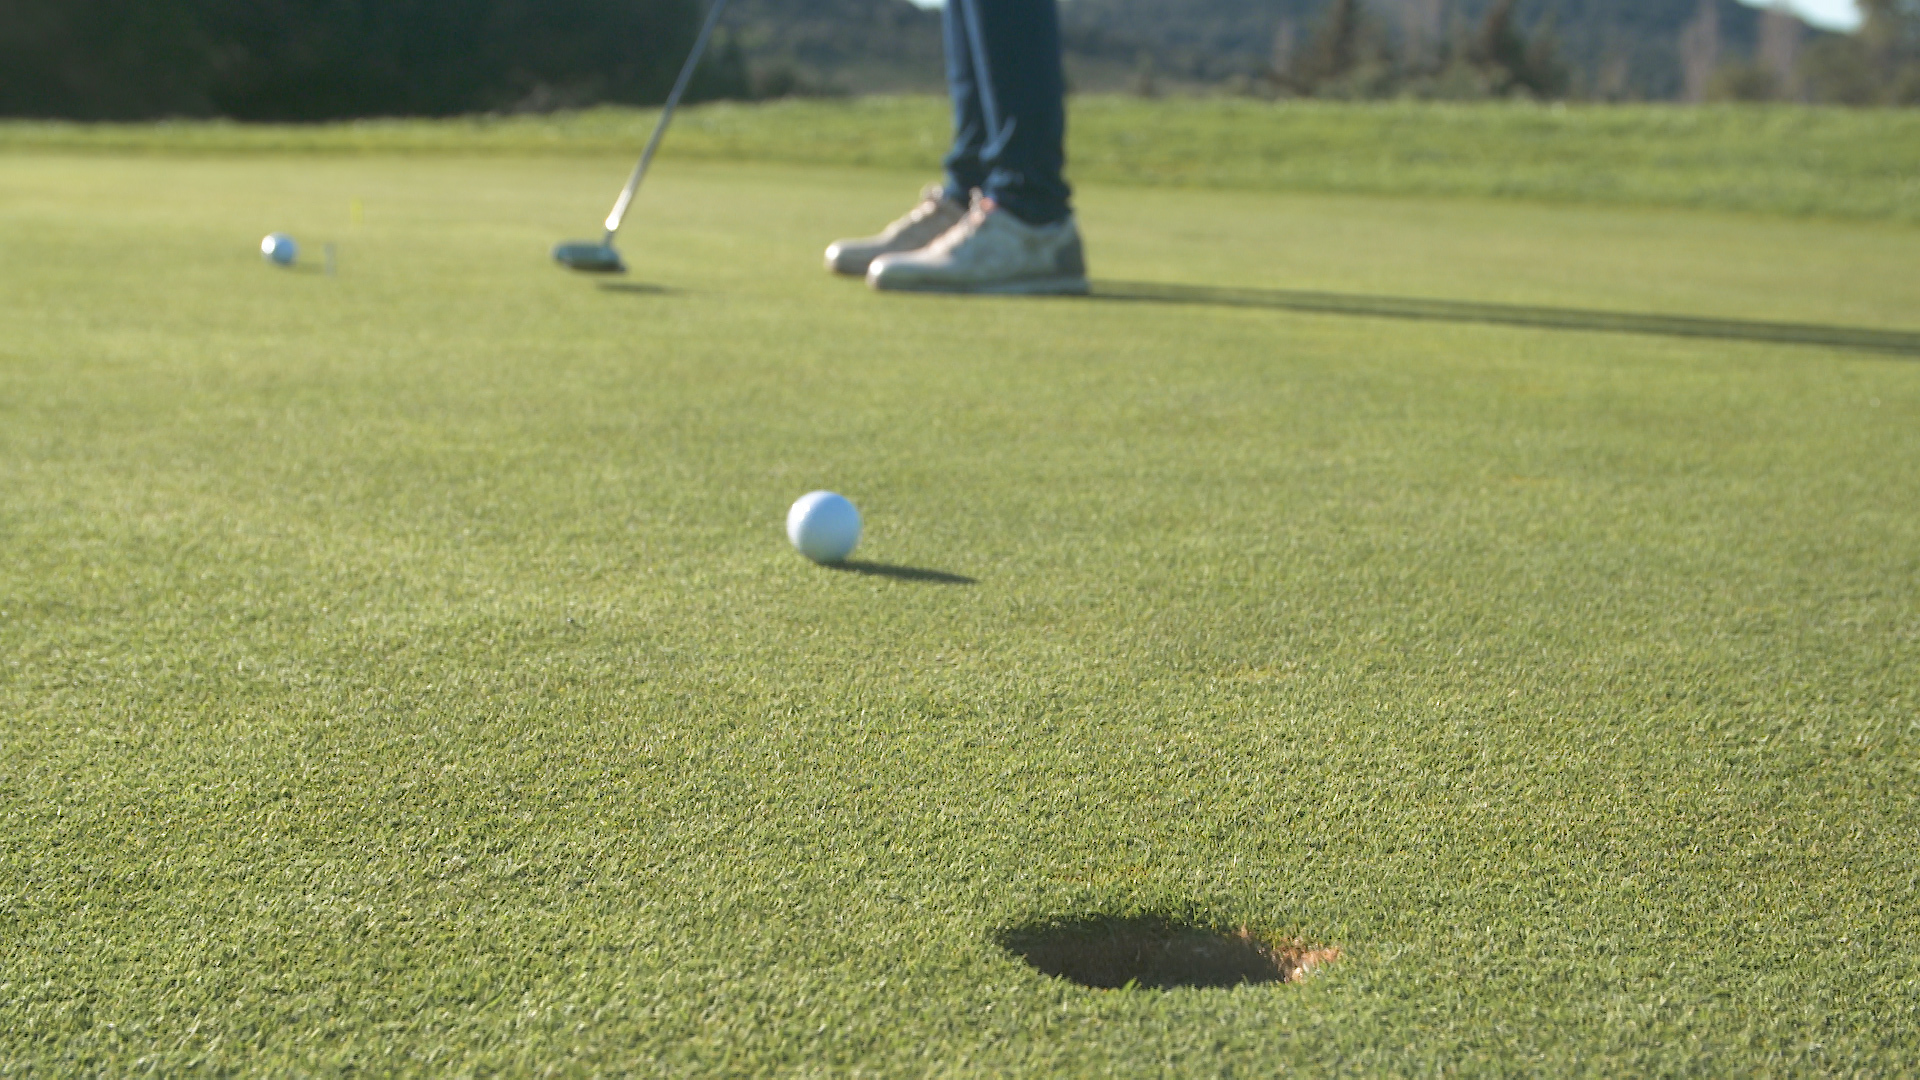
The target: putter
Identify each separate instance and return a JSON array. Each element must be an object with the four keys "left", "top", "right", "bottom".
[{"left": 553, "top": 0, "right": 733, "bottom": 273}]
